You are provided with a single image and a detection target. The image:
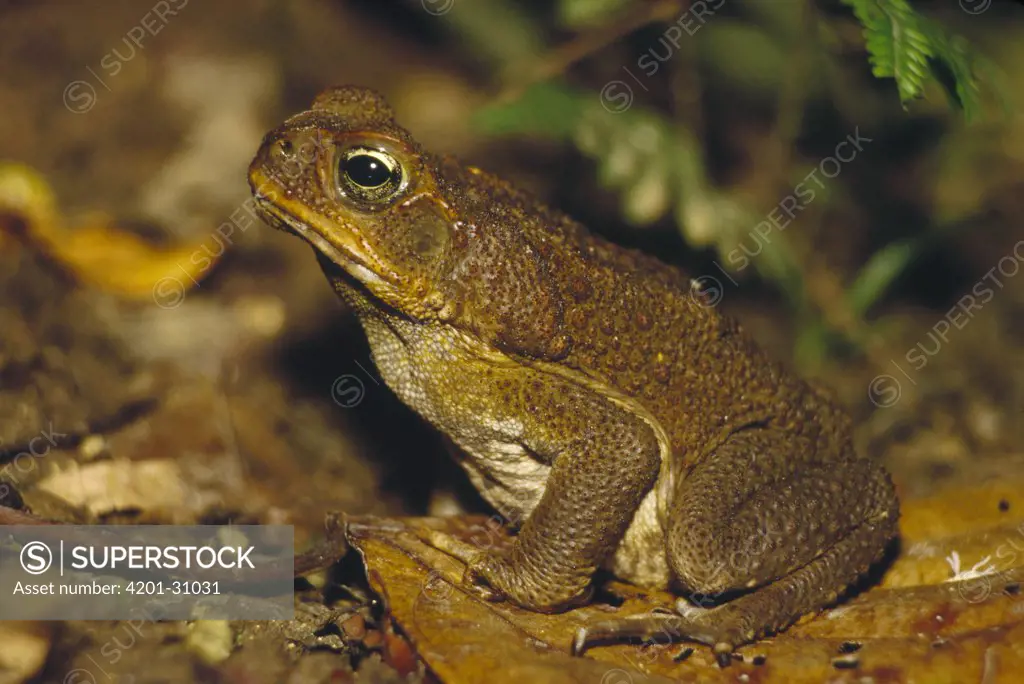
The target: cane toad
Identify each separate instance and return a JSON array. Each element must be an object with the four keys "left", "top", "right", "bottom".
[{"left": 248, "top": 86, "right": 899, "bottom": 663}]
